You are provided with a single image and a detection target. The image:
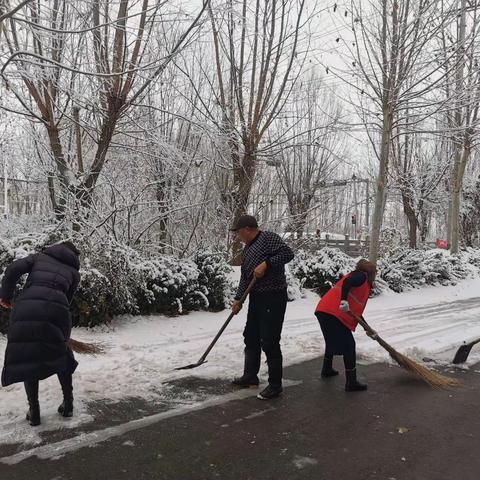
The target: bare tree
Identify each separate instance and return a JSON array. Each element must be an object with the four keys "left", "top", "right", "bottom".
[
  {"left": 195, "top": 0, "right": 316, "bottom": 260},
  {"left": 275, "top": 75, "right": 344, "bottom": 237},
  {"left": 0, "top": 0, "right": 209, "bottom": 226},
  {"left": 331, "top": 0, "right": 452, "bottom": 262},
  {"left": 391, "top": 128, "right": 449, "bottom": 248},
  {"left": 438, "top": 0, "right": 480, "bottom": 252}
]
